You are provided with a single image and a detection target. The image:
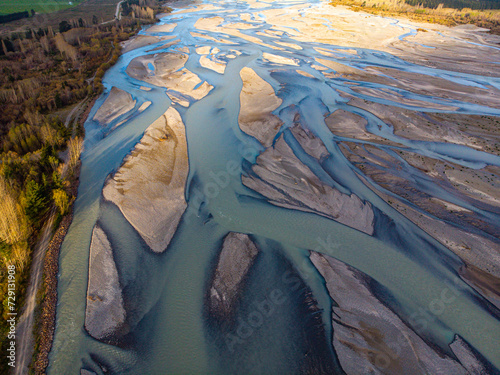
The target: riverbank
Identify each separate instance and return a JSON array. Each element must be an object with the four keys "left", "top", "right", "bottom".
[
  {"left": 33, "top": 163, "right": 80, "bottom": 375},
  {"left": 31, "top": 97, "right": 98, "bottom": 375},
  {"left": 331, "top": 0, "right": 500, "bottom": 34}
]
